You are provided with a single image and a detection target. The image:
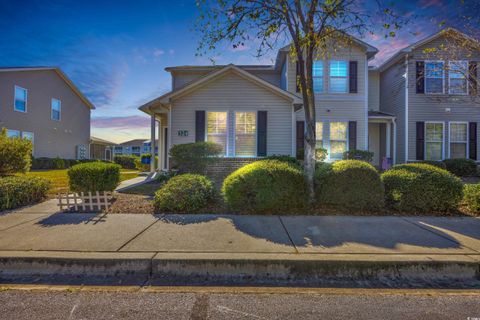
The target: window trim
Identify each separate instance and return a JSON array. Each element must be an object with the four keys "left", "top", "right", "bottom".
[
  {"left": 424, "top": 121, "right": 445, "bottom": 160},
  {"left": 14, "top": 85, "right": 28, "bottom": 113},
  {"left": 424, "top": 60, "right": 445, "bottom": 95},
  {"left": 205, "top": 111, "right": 229, "bottom": 156},
  {"left": 448, "top": 121, "right": 469, "bottom": 159},
  {"left": 329, "top": 60, "right": 349, "bottom": 94},
  {"left": 448, "top": 60, "right": 469, "bottom": 95},
  {"left": 234, "top": 111, "right": 257, "bottom": 158},
  {"left": 51, "top": 98, "right": 62, "bottom": 121},
  {"left": 312, "top": 60, "right": 324, "bottom": 93}
]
